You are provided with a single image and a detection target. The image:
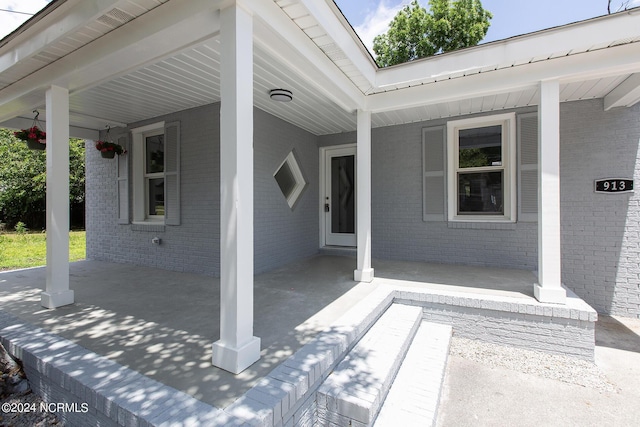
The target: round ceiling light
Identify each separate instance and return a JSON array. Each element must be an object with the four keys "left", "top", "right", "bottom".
[{"left": 269, "top": 89, "right": 293, "bottom": 102}]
